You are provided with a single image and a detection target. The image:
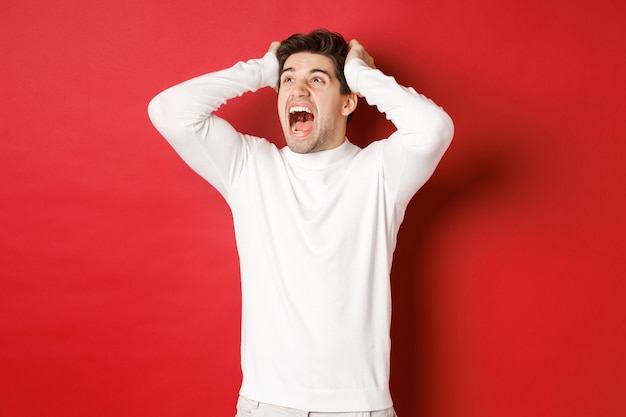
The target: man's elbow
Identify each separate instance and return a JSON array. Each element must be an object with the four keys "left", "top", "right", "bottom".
[
  {"left": 422, "top": 110, "right": 454, "bottom": 154},
  {"left": 147, "top": 90, "right": 185, "bottom": 139},
  {"left": 147, "top": 93, "right": 167, "bottom": 130},
  {"left": 438, "top": 111, "right": 454, "bottom": 148}
]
